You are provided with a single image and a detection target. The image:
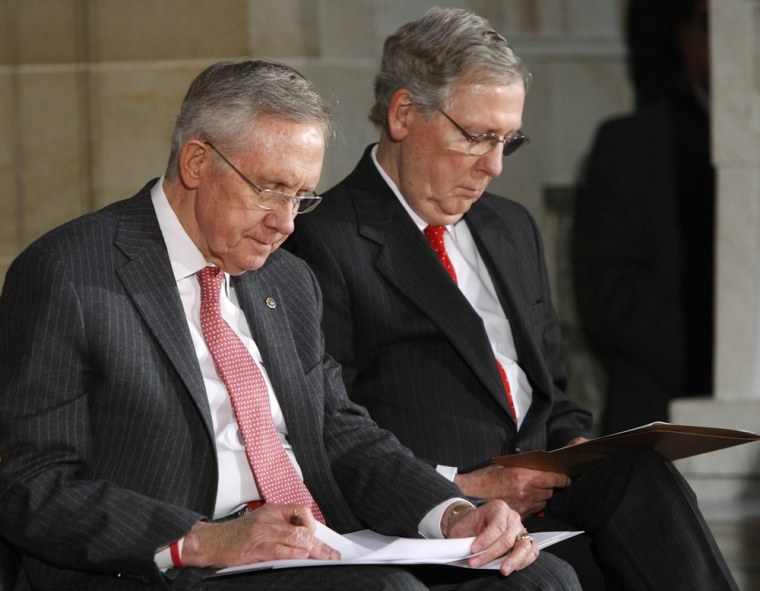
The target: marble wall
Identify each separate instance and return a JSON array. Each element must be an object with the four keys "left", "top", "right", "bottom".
[
  {"left": 0, "top": 0, "right": 630, "bottom": 297},
  {"left": 671, "top": 0, "right": 760, "bottom": 497},
  {"left": 0, "top": 0, "right": 631, "bottom": 425}
]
